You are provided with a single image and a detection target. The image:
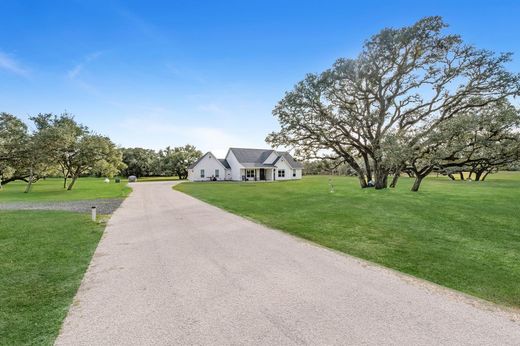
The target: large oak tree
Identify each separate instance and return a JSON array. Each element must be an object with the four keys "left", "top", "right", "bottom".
[{"left": 267, "top": 16, "right": 520, "bottom": 189}]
